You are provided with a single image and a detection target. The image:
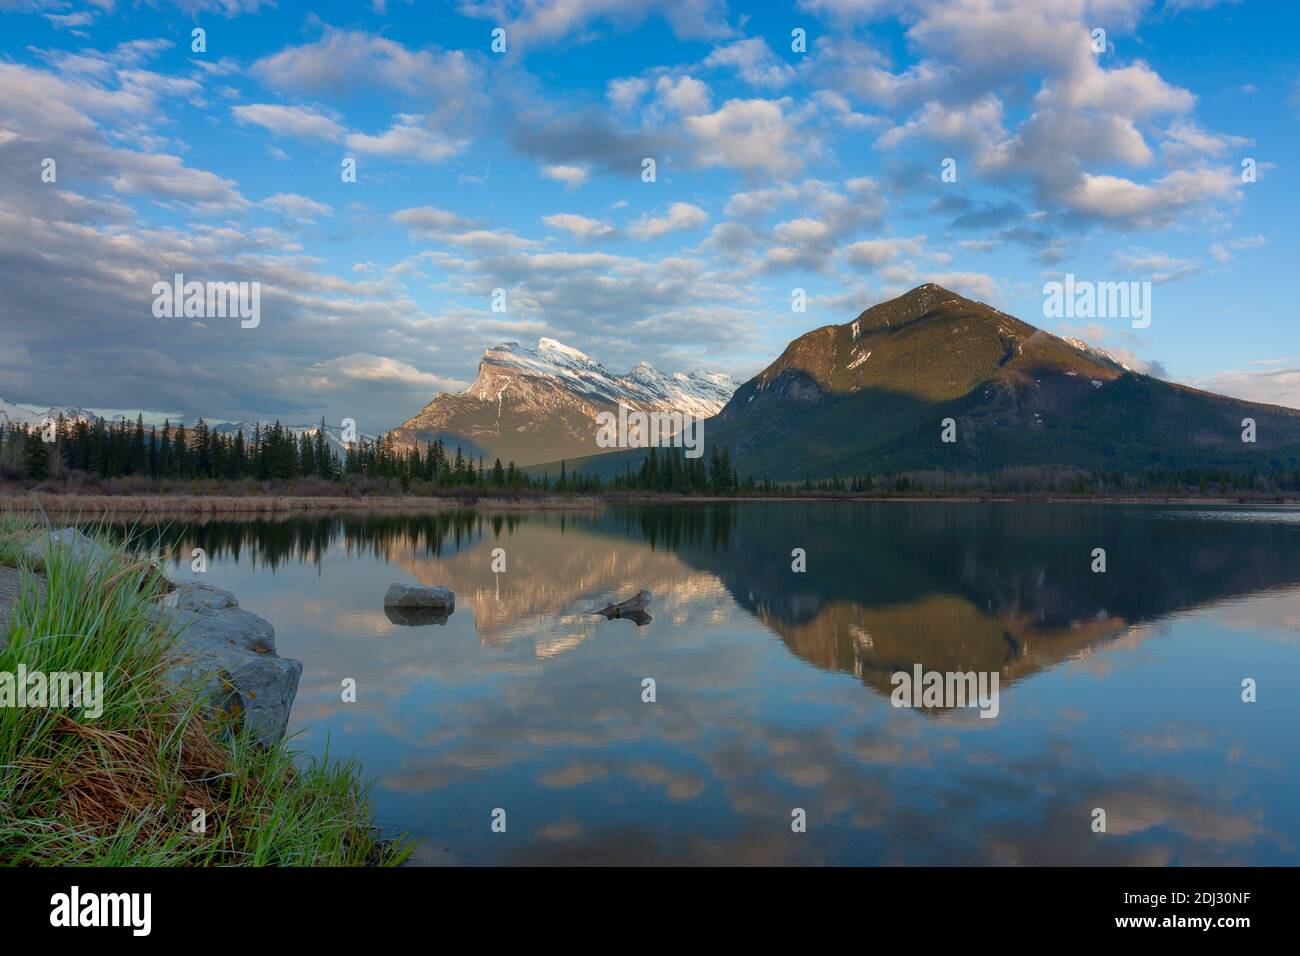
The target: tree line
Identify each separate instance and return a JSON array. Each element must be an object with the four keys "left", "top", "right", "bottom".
[
  {"left": 0, "top": 416, "right": 746, "bottom": 494},
  {"left": 3, "top": 415, "right": 1297, "bottom": 498}
]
